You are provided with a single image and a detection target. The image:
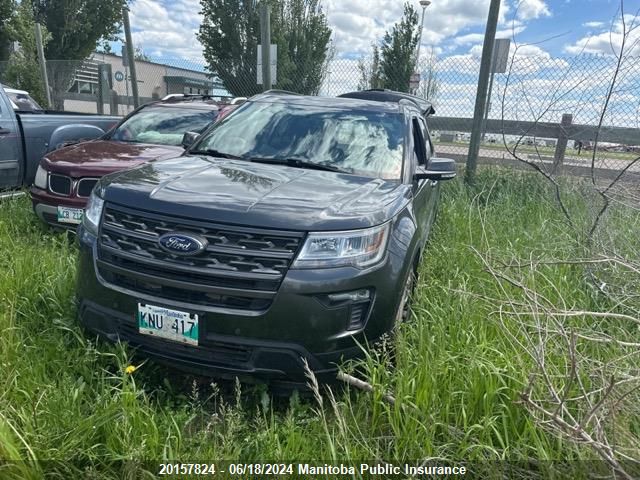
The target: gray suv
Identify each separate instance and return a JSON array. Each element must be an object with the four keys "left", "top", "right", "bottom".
[{"left": 75, "top": 90, "right": 456, "bottom": 385}]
